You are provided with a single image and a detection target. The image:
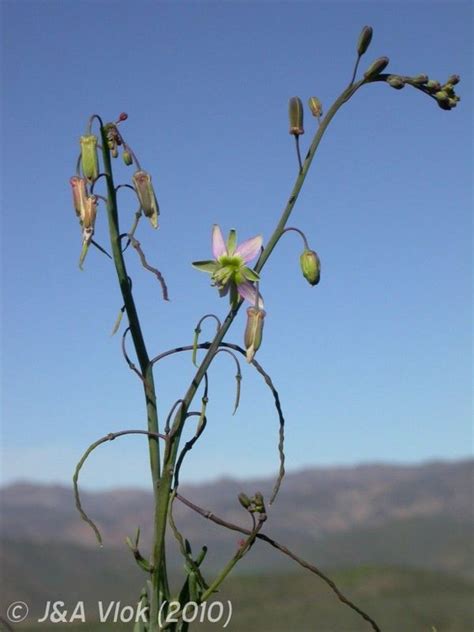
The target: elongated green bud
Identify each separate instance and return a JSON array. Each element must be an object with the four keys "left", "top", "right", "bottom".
[
  {"left": 238, "top": 493, "right": 252, "bottom": 509},
  {"left": 387, "top": 75, "right": 405, "bottom": 90},
  {"left": 254, "top": 491, "right": 265, "bottom": 513},
  {"left": 364, "top": 56, "right": 389, "bottom": 80},
  {"left": 70, "top": 176, "right": 88, "bottom": 219},
  {"left": 447, "top": 74, "right": 460, "bottom": 85},
  {"left": 80, "top": 135, "right": 99, "bottom": 181},
  {"left": 244, "top": 307, "right": 266, "bottom": 362},
  {"left": 357, "top": 26, "right": 373, "bottom": 57},
  {"left": 308, "top": 96, "right": 323, "bottom": 119},
  {"left": 132, "top": 170, "right": 160, "bottom": 229},
  {"left": 300, "top": 249, "right": 321, "bottom": 286},
  {"left": 288, "top": 97, "right": 304, "bottom": 136}
]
